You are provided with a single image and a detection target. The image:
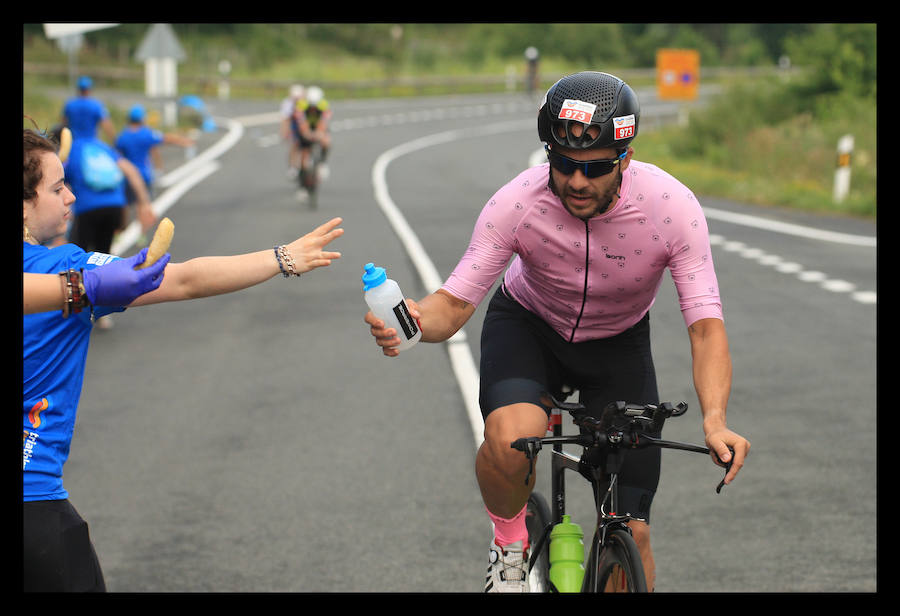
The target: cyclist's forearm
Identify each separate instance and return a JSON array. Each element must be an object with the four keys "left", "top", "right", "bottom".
[
  {"left": 687, "top": 317, "right": 732, "bottom": 433},
  {"left": 416, "top": 290, "right": 475, "bottom": 342}
]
